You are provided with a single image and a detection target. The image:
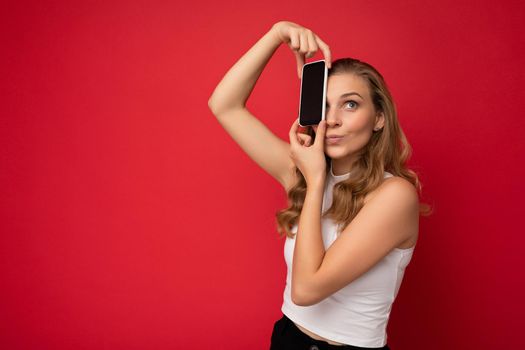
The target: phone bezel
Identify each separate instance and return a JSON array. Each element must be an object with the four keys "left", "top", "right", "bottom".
[{"left": 298, "top": 59, "right": 328, "bottom": 127}]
